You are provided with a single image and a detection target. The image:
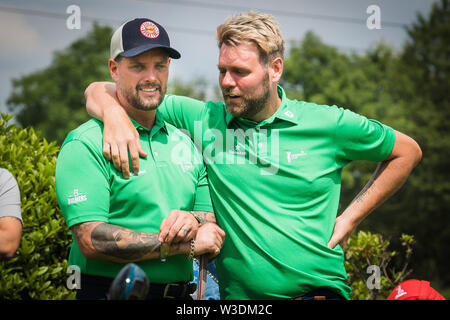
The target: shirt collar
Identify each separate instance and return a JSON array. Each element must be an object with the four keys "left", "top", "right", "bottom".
[
  {"left": 129, "top": 110, "right": 169, "bottom": 136},
  {"left": 225, "top": 85, "right": 300, "bottom": 127}
]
